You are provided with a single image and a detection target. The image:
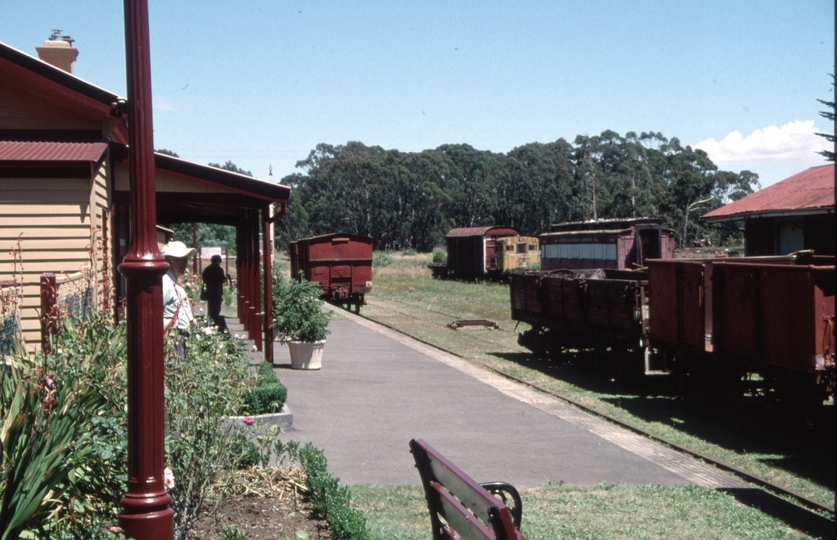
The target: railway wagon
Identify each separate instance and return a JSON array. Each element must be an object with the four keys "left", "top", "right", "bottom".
[
  {"left": 648, "top": 254, "right": 835, "bottom": 404},
  {"left": 540, "top": 218, "right": 675, "bottom": 271},
  {"left": 429, "top": 226, "right": 521, "bottom": 278},
  {"left": 495, "top": 235, "right": 540, "bottom": 272},
  {"left": 510, "top": 268, "right": 648, "bottom": 360},
  {"left": 289, "top": 233, "right": 373, "bottom": 312}
]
